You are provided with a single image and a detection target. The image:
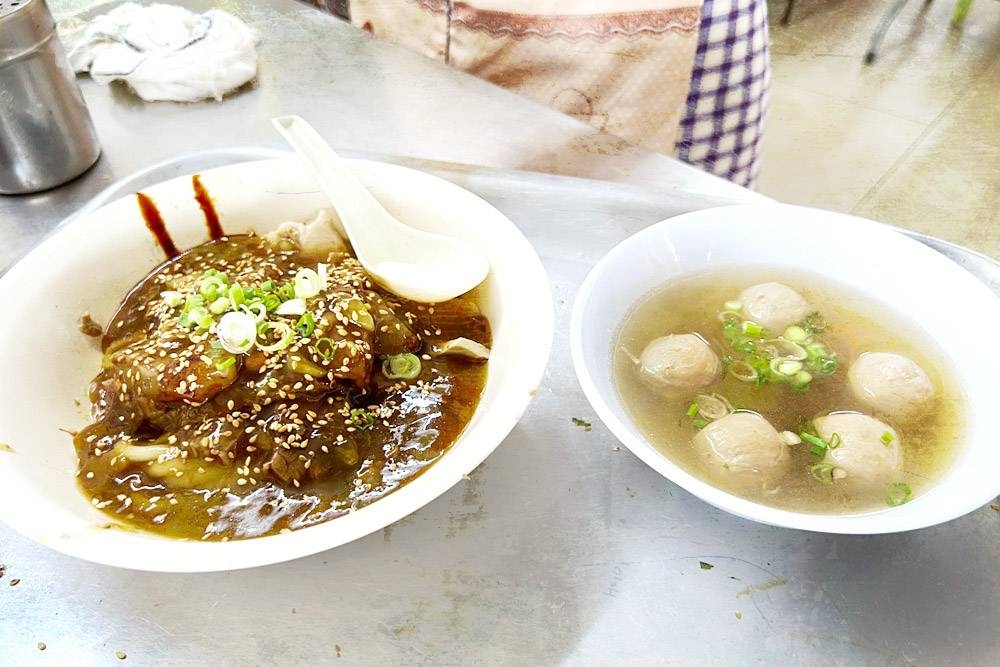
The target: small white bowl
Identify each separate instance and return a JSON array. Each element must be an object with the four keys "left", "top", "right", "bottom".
[
  {"left": 0, "top": 157, "right": 552, "bottom": 571},
  {"left": 571, "top": 203, "right": 1000, "bottom": 534}
]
